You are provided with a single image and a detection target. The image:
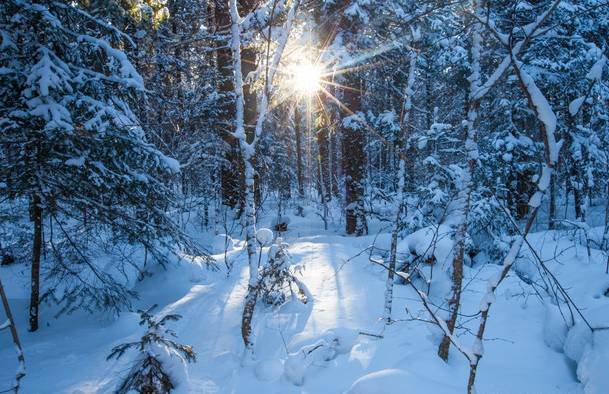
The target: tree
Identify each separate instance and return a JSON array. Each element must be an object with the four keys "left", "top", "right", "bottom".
[
  {"left": 228, "top": 0, "right": 301, "bottom": 354},
  {"left": 107, "top": 305, "right": 196, "bottom": 394},
  {"left": 0, "top": 0, "right": 206, "bottom": 330}
]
